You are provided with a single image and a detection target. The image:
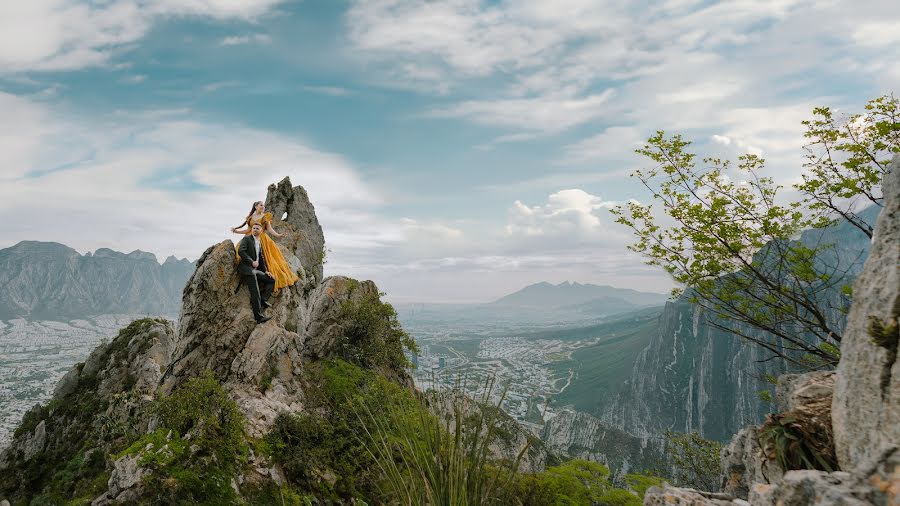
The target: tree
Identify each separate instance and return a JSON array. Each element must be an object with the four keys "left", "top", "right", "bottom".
[
  {"left": 799, "top": 94, "right": 900, "bottom": 238},
  {"left": 611, "top": 132, "right": 849, "bottom": 368},
  {"left": 664, "top": 431, "right": 723, "bottom": 492},
  {"left": 612, "top": 95, "right": 898, "bottom": 369}
]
